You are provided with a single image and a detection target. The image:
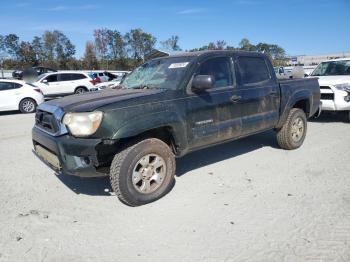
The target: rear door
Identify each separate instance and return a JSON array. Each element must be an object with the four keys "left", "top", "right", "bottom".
[
  {"left": 57, "top": 73, "right": 75, "bottom": 94},
  {"left": 186, "top": 56, "right": 242, "bottom": 149},
  {"left": 235, "top": 55, "right": 280, "bottom": 135}
]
